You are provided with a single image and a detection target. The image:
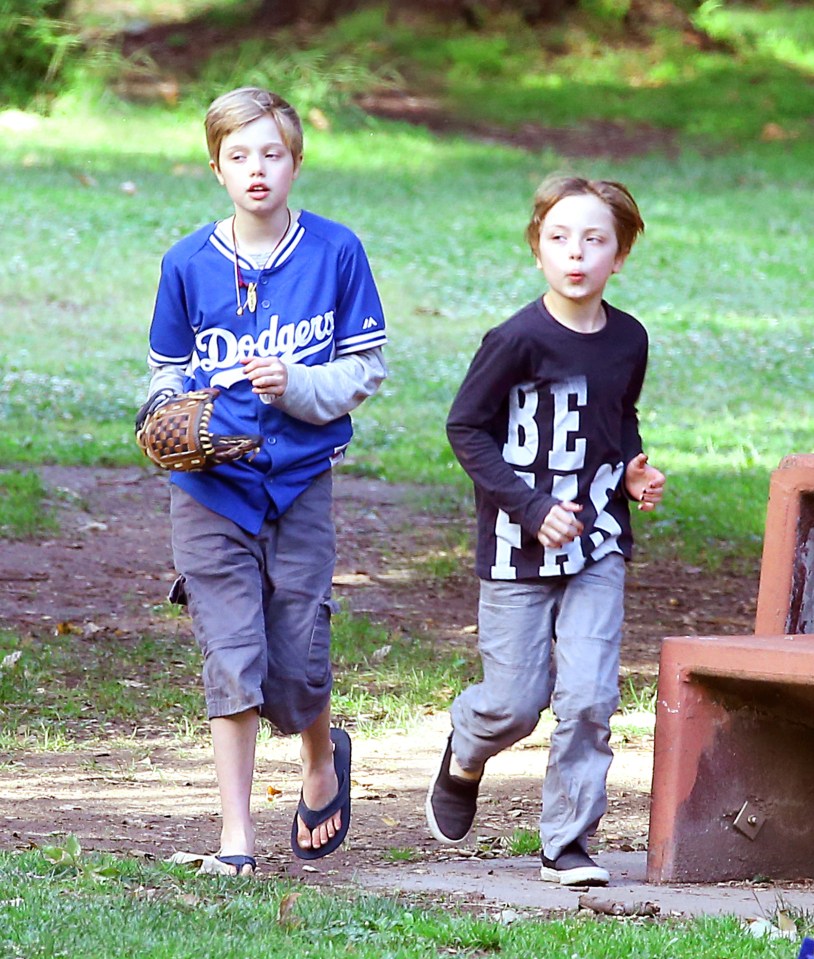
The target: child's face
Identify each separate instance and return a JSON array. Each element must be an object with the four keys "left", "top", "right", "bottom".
[
  {"left": 535, "top": 193, "right": 626, "bottom": 304},
  {"left": 210, "top": 114, "right": 301, "bottom": 219}
]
